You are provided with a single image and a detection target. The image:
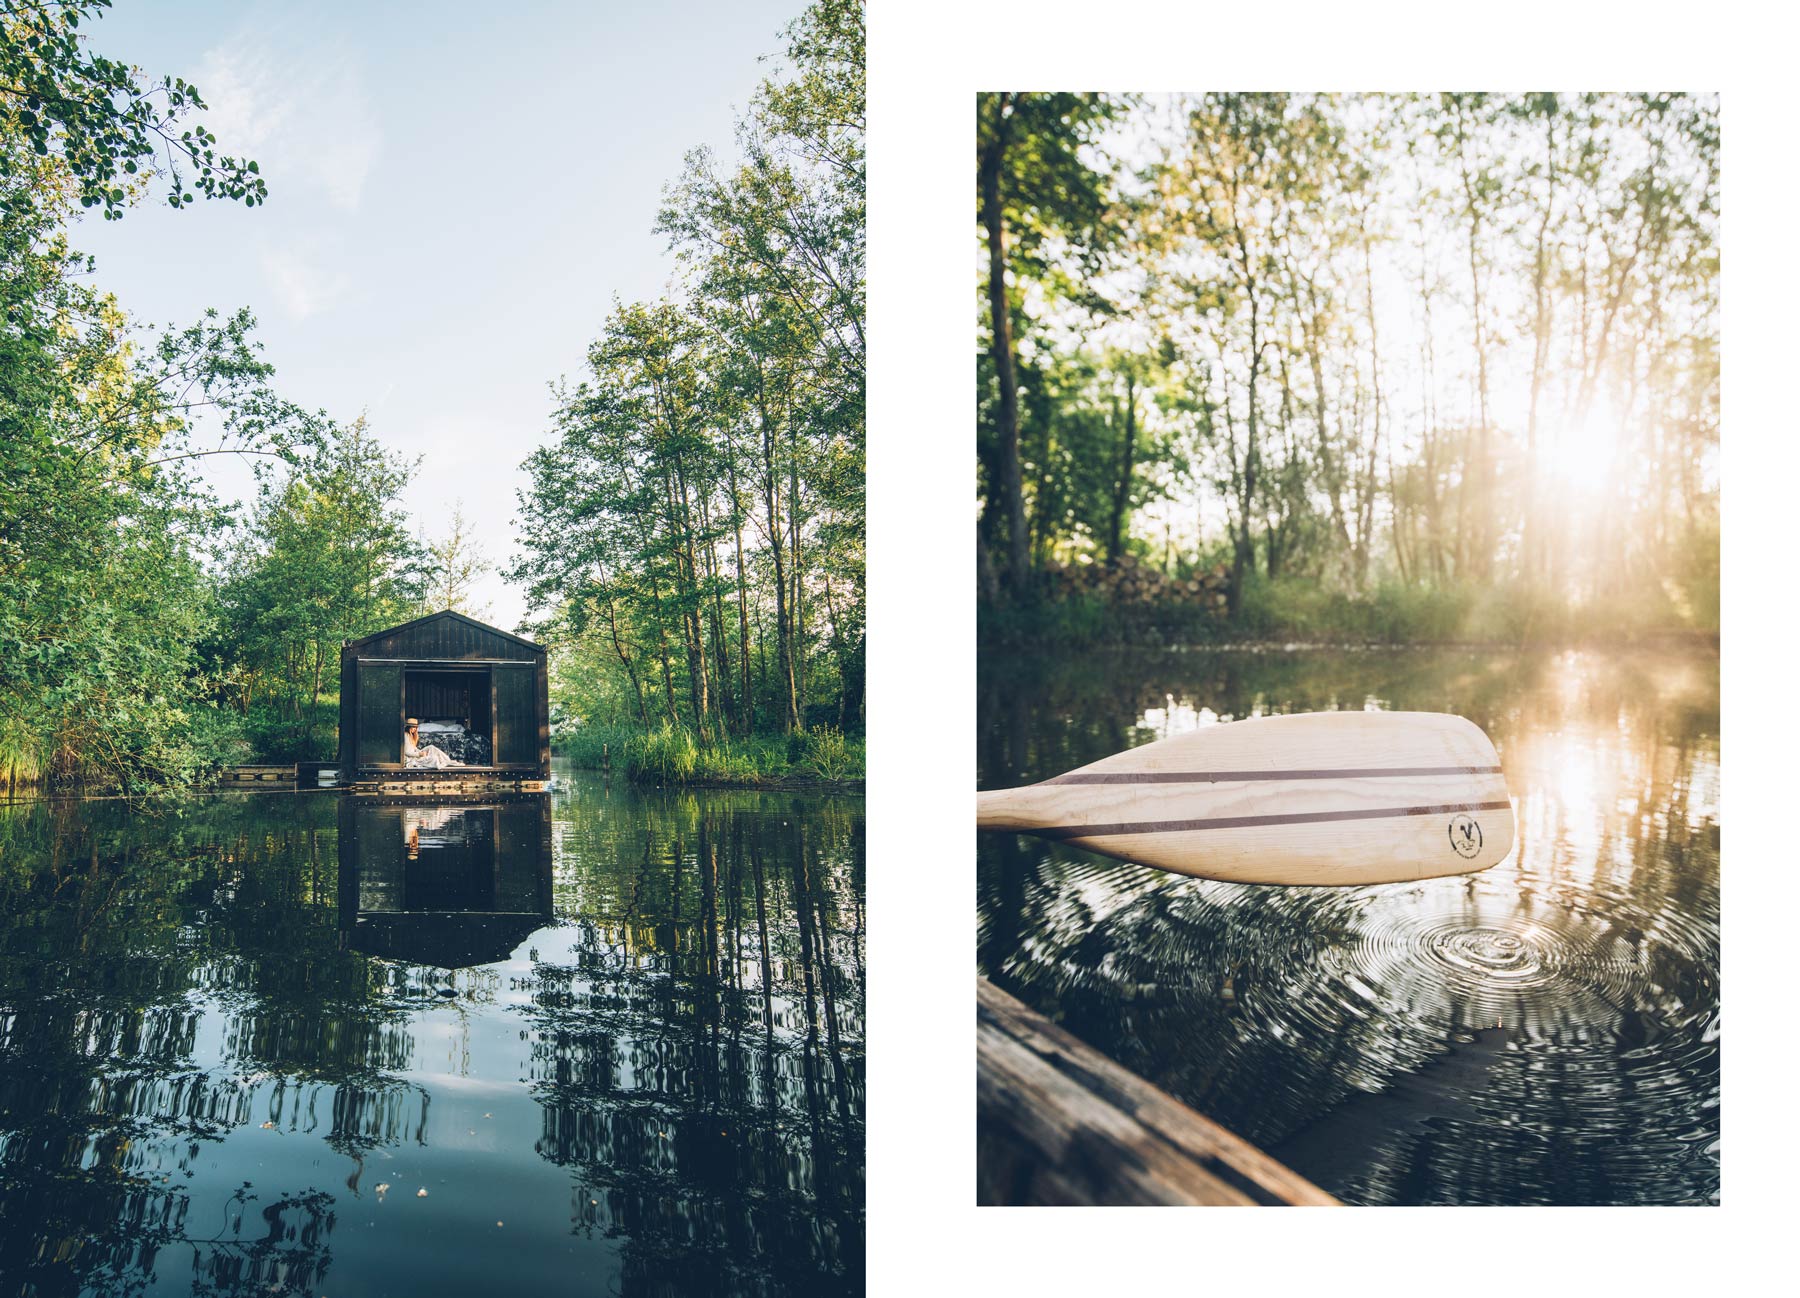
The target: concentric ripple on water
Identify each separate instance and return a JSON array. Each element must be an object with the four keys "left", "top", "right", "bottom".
[{"left": 977, "top": 646, "right": 1720, "bottom": 1206}]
